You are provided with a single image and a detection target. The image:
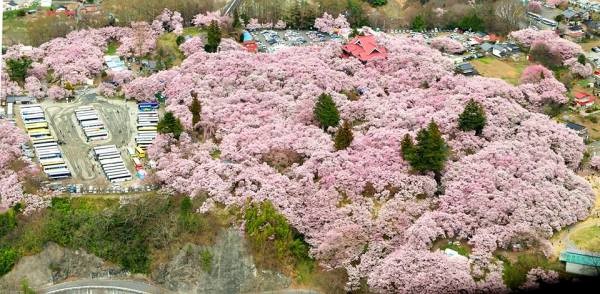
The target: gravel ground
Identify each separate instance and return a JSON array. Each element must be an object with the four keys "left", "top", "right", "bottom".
[{"left": 42, "top": 89, "right": 139, "bottom": 186}]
